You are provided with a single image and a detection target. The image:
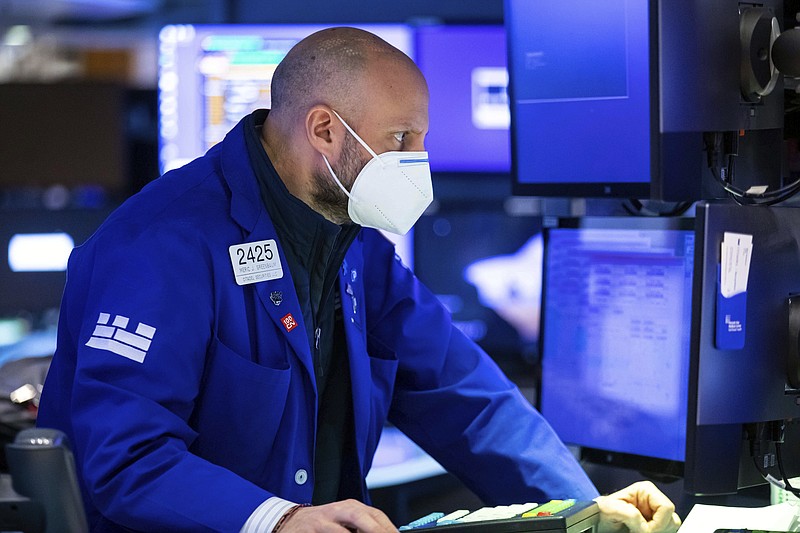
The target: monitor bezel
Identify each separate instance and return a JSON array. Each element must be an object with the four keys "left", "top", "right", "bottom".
[{"left": 505, "top": 0, "right": 658, "bottom": 199}]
